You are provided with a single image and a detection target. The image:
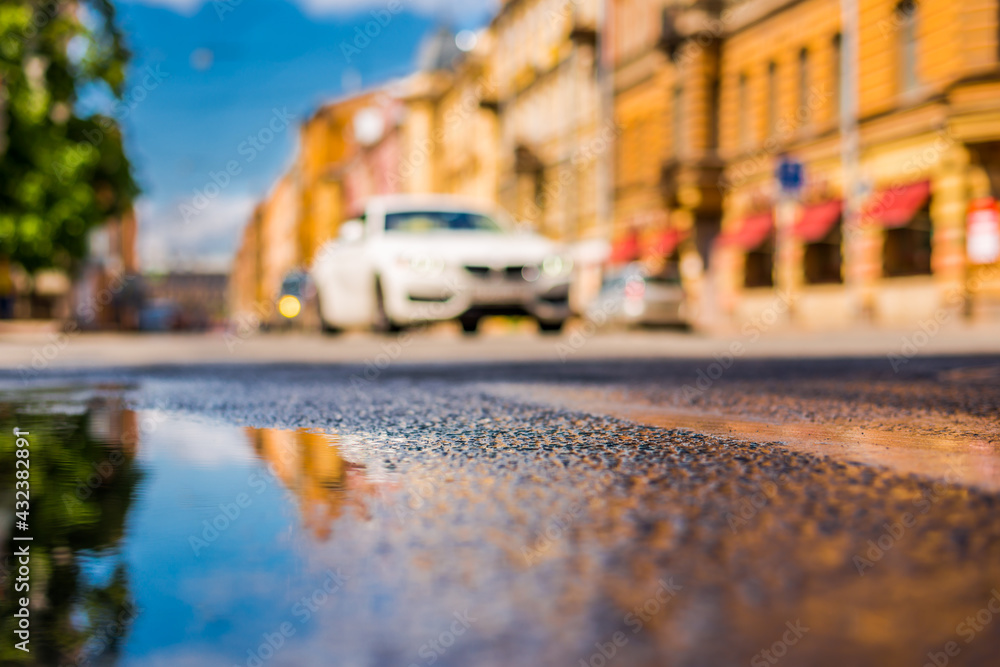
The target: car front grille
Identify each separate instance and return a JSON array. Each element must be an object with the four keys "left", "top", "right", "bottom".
[
  {"left": 464, "top": 265, "right": 491, "bottom": 278},
  {"left": 464, "top": 265, "right": 529, "bottom": 281}
]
